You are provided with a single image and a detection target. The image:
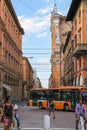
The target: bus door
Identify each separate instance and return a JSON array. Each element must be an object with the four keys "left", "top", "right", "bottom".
[
  {"left": 53, "top": 91, "right": 62, "bottom": 110},
  {"left": 60, "top": 90, "right": 72, "bottom": 110},
  {"left": 71, "top": 90, "right": 80, "bottom": 110},
  {"left": 82, "top": 91, "right": 87, "bottom": 110},
  {"left": 31, "top": 91, "right": 38, "bottom": 106}
]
